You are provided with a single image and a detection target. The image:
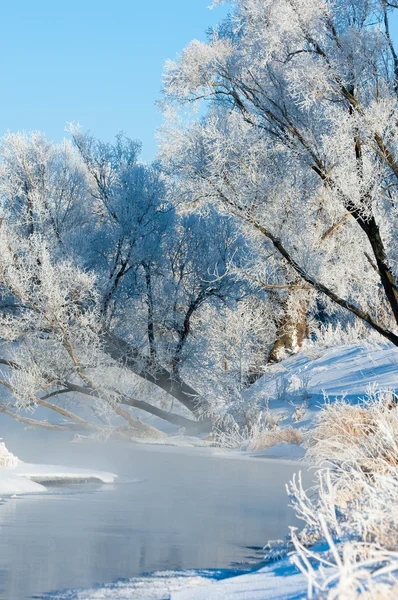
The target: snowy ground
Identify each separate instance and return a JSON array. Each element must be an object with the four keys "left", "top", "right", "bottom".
[
  {"left": 247, "top": 343, "right": 398, "bottom": 414},
  {"left": 14, "top": 461, "right": 117, "bottom": 484},
  {"left": 171, "top": 561, "right": 308, "bottom": 600},
  {"left": 0, "top": 449, "right": 117, "bottom": 495},
  {"left": 238, "top": 342, "right": 398, "bottom": 459},
  {"left": 37, "top": 562, "right": 307, "bottom": 599}
]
